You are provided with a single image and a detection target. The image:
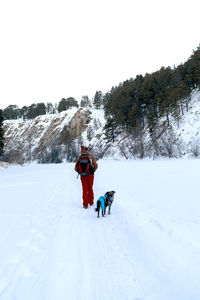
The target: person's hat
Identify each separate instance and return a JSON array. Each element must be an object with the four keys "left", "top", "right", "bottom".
[{"left": 81, "top": 146, "right": 88, "bottom": 151}]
